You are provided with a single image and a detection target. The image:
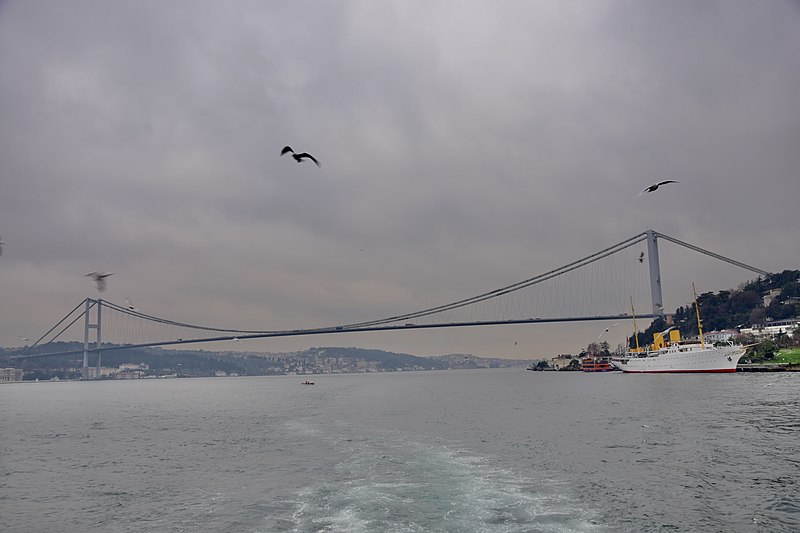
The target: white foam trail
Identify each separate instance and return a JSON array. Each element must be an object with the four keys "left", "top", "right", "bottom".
[{"left": 288, "top": 421, "right": 607, "bottom": 532}]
